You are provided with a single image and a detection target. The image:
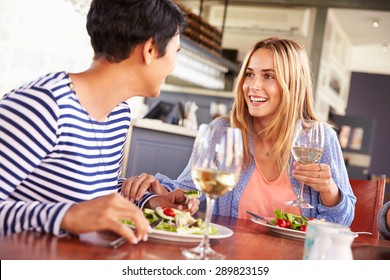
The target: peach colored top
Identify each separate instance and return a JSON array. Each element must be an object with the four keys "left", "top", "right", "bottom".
[{"left": 238, "top": 163, "right": 302, "bottom": 219}]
